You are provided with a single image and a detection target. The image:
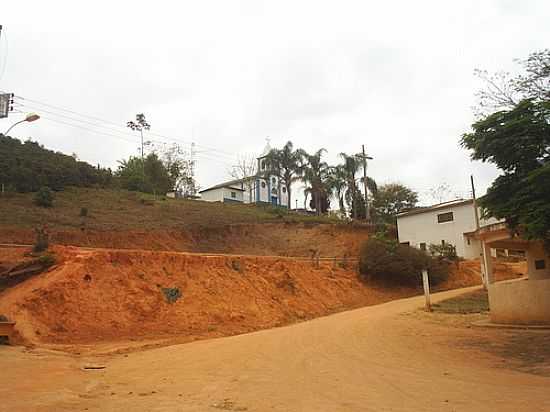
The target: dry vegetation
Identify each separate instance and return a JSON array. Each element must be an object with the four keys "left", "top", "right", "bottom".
[{"left": 0, "top": 187, "right": 338, "bottom": 231}]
